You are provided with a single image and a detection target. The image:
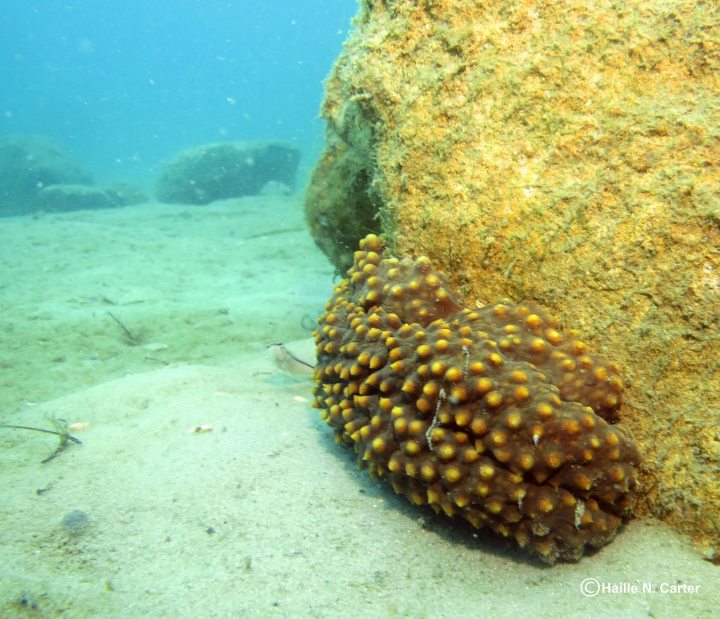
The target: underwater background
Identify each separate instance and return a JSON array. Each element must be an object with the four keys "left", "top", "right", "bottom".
[
  {"left": 1, "top": 1, "right": 718, "bottom": 618},
  {"left": 0, "top": 0, "right": 356, "bottom": 186}
]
